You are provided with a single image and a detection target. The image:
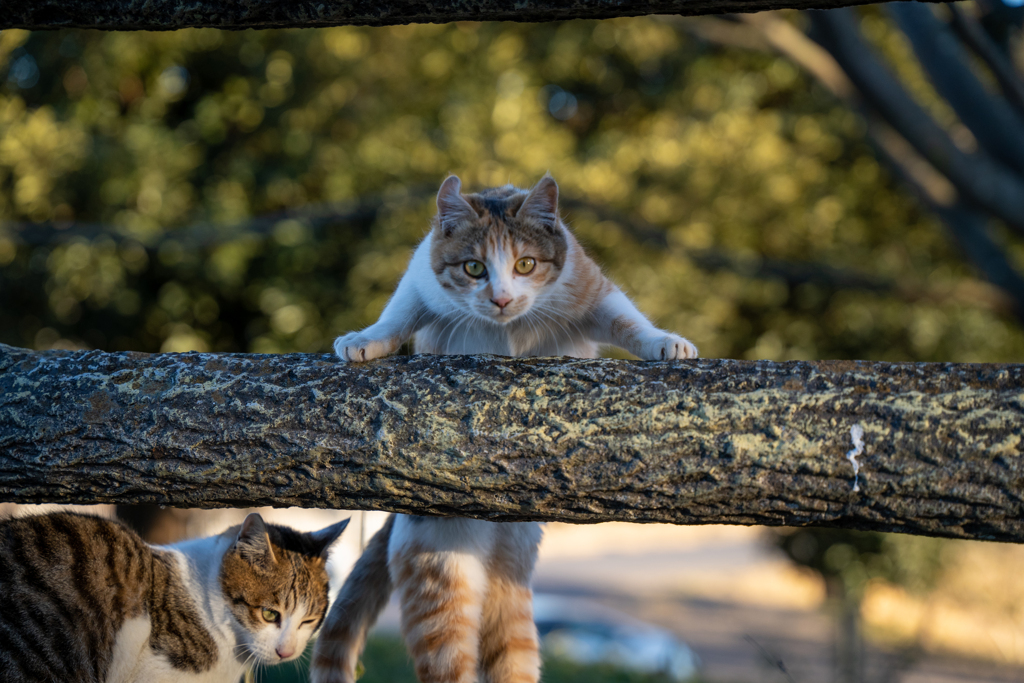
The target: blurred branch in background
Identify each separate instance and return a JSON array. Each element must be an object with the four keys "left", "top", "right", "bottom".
[
  {"left": 11, "top": 191, "right": 1012, "bottom": 313},
  {"left": 810, "top": 6, "right": 1024, "bottom": 319},
  {"left": 809, "top": 10, "right": 1024, "bottom": 233},
  {"left": 890, "top": 4, "right": 1024, "bottom": 176},
  {"left": 948, "top": 3, "right": 1024, "bottom": 116},
  {"left": 680, "top": 6, "right": 1024, "bottom": 324},
  {"left": 563, "top": 194, "right": 1016, "bottom": 314},
  {"left": 0, "top": 194, "right": 395, "bottom": 247}
]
